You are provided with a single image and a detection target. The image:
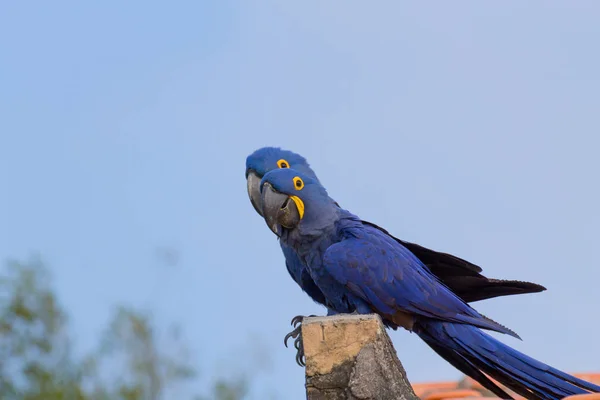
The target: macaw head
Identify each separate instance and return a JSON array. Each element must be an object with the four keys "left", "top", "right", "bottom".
[
  {"left": 259, "top": 167, "right": 338, "bottom": 237},
  {"left": 245, "top": 147, "right": 320, "bottom": 217}
]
